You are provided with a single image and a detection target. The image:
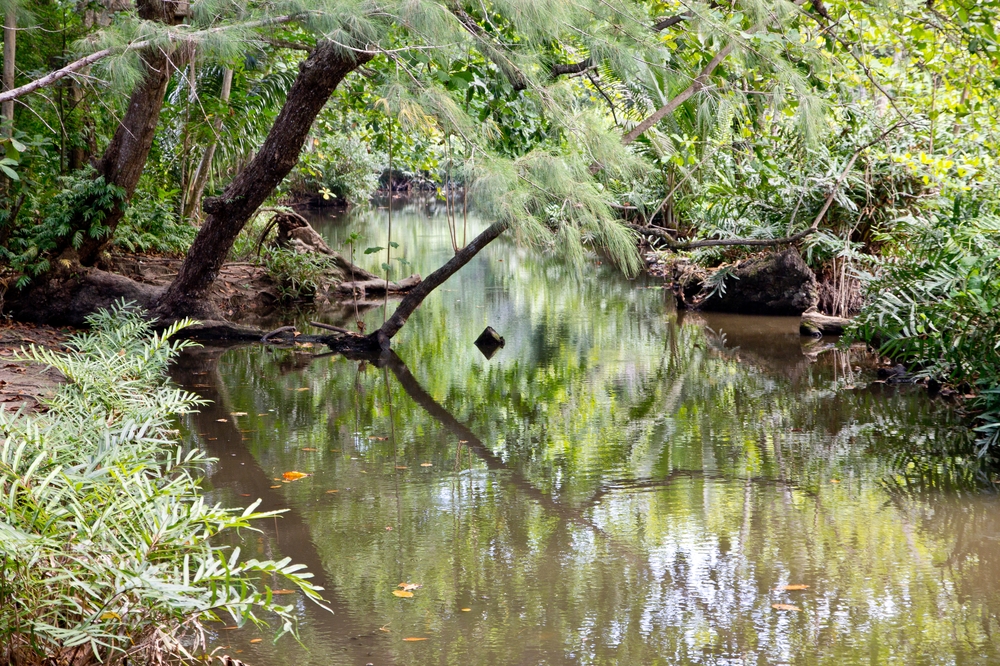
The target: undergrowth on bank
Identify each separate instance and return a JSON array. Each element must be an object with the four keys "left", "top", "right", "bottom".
[
  {"left": 0, "top": 303, "right": 323, "bottom": 665},
  {"left": 849, "top": 200, "right": 1000, "bottom": 454}
]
